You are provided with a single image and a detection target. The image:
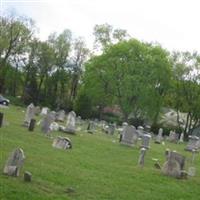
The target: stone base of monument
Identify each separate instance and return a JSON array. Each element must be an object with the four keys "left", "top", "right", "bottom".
[
  {"left": 4, "top": 166, "right": 18, "bottom": 176},
  {"left": 63, "top": 128, "right": 76, "bottom": 134},
  {"left": 24, "top": 171, "right": 32, "bottom": 182}
]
